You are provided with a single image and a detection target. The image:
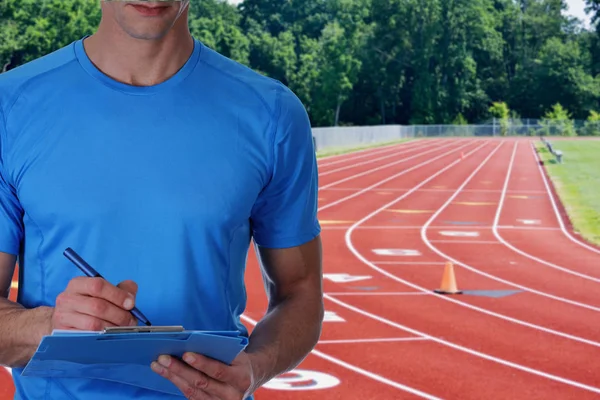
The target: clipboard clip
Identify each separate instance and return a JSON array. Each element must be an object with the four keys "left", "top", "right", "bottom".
[{"left": 101, "top": 326, "right": 185, "bottom": 334}]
